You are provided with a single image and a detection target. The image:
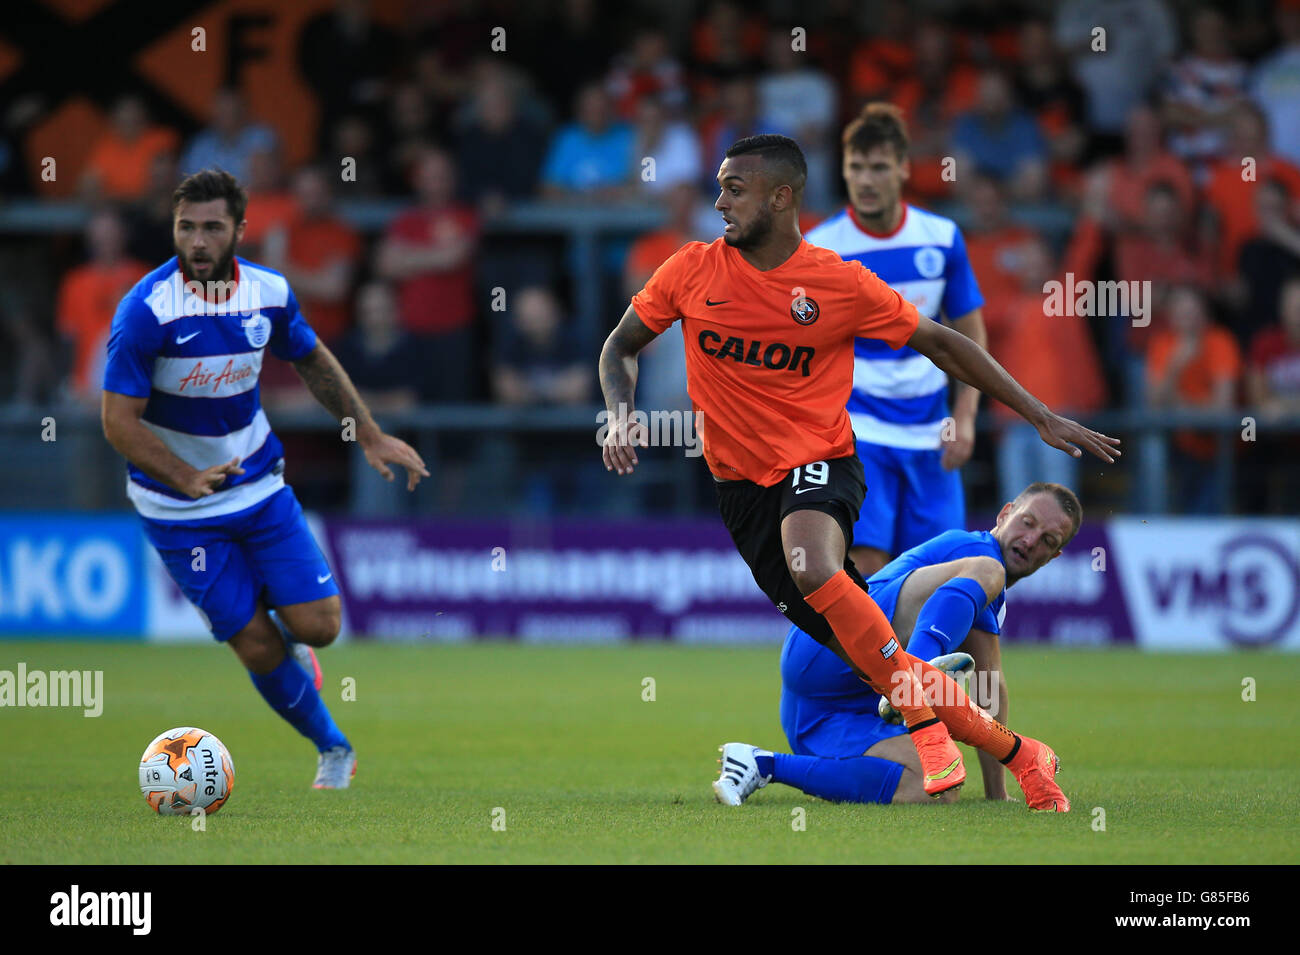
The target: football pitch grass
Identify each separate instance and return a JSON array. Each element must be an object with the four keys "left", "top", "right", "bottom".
[{"left": 2, "top": 642, "right": 1298, "bottom": 865}]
